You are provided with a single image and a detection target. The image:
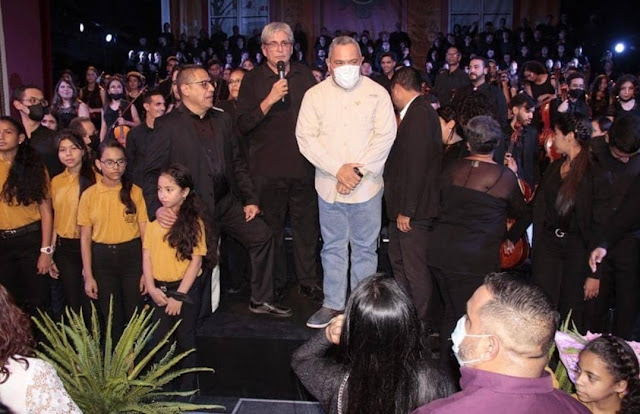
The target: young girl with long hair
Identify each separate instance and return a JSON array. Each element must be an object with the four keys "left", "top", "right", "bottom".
[
  {"left": 0, "top": 116, "right": 53, "bottom": 317},
  {"left": 575, "top": 335, "right": 640, "bottom": 414},
  {"left": 78, "top": 140, "right": 147, "bottom": 339},
  {"left": 143, "top": 164, "right": 207, "bottom": 392},
  {"left": 50, "top": 129, "right": 97, "bottom": 314},
  {"left": 292, "top": 274, "right": 454, "bottom": 414},
  {"left": 532, "top": 113, "right": 611, "bottom": 333}
]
